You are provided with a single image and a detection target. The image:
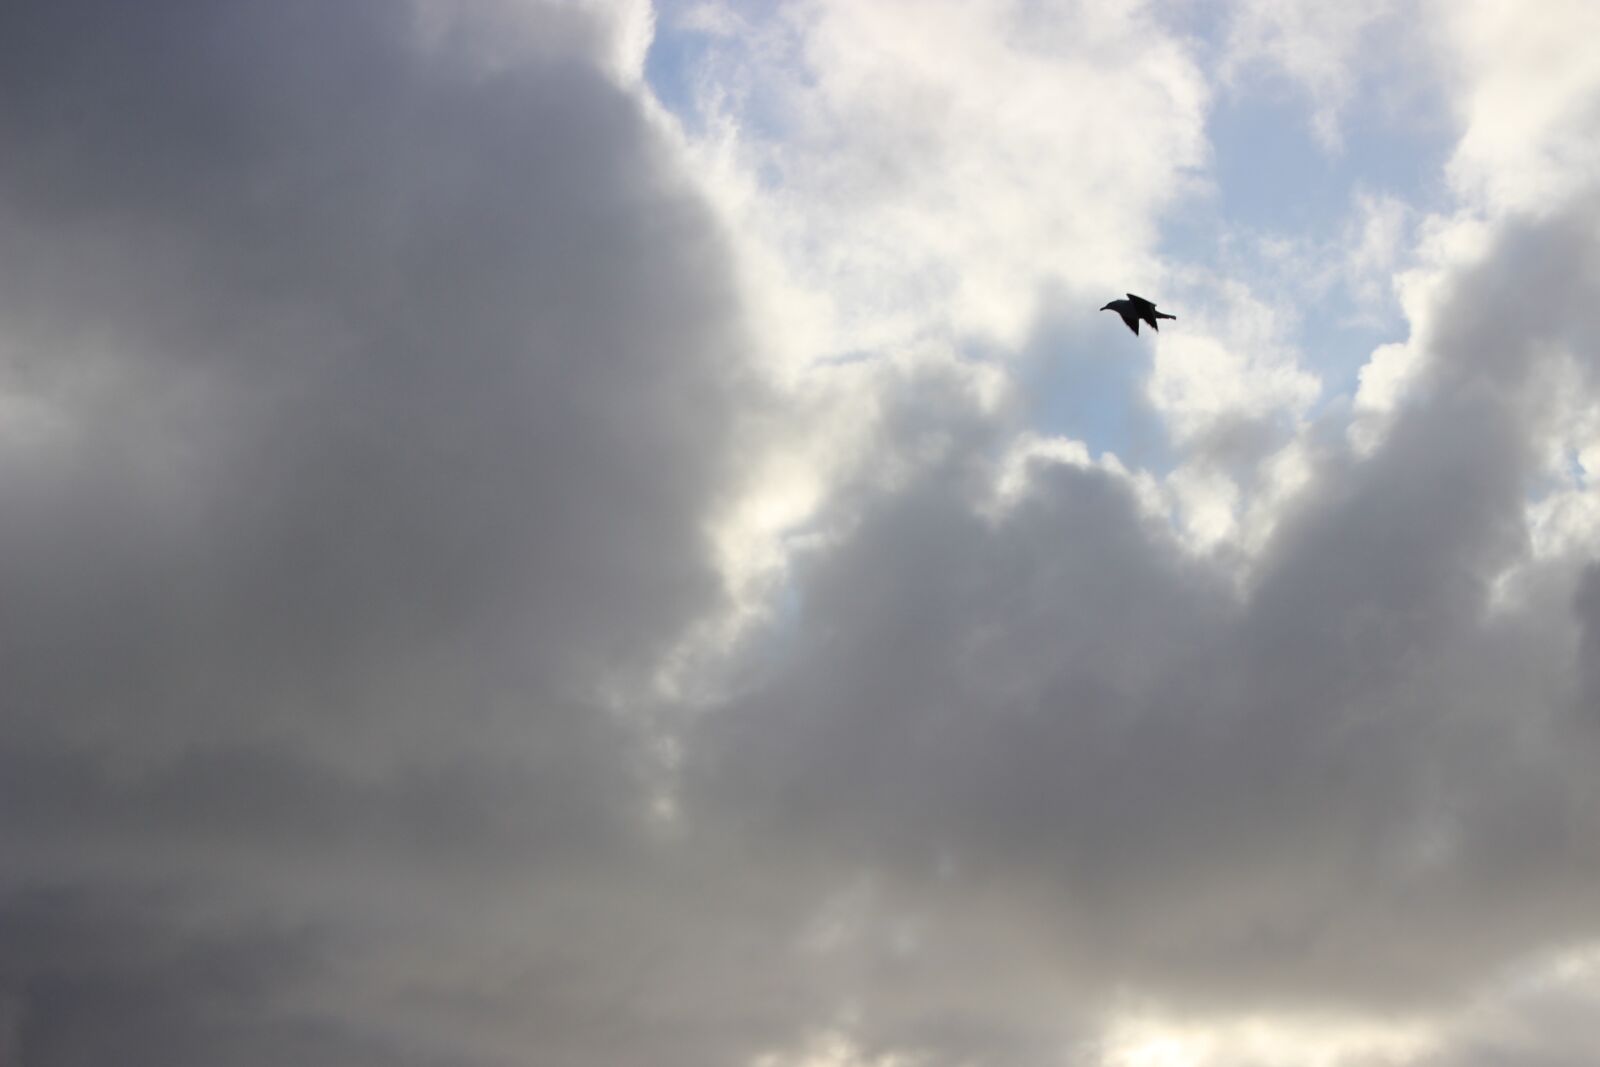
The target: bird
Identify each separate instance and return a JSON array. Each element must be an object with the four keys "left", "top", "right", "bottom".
[{"left": 1101, "top": 294, "right": 1175, "bottom": 336}]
